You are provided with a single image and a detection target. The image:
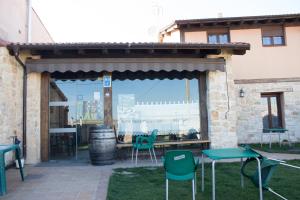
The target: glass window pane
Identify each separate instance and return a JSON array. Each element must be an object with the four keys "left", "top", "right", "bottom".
[
  {"left": 208, "top": 35, "right": 218, "bottom": 44},
  {"left": 261, "top": 97, "right": 270, "bottom": 129},
  {"left": 262, "top": 37, "right": 272, "bottom": 45},
  {"left": 50, "top": 80, "right": 104, "bottom": 127},
  {"left": 49, "top": 79, "right": 104, "bottom": 160},
  {"left": 112, "top": 78, "right": 201, "bottom": 143},
  {"left": 273, "top": 36, "right": 284, "bottom": 45},
  {"left": 219, "top": 34, "right": 229, "bottom": 43},
  {"left": 270, "top": 97, "right": 280, "bottom": 128}
]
